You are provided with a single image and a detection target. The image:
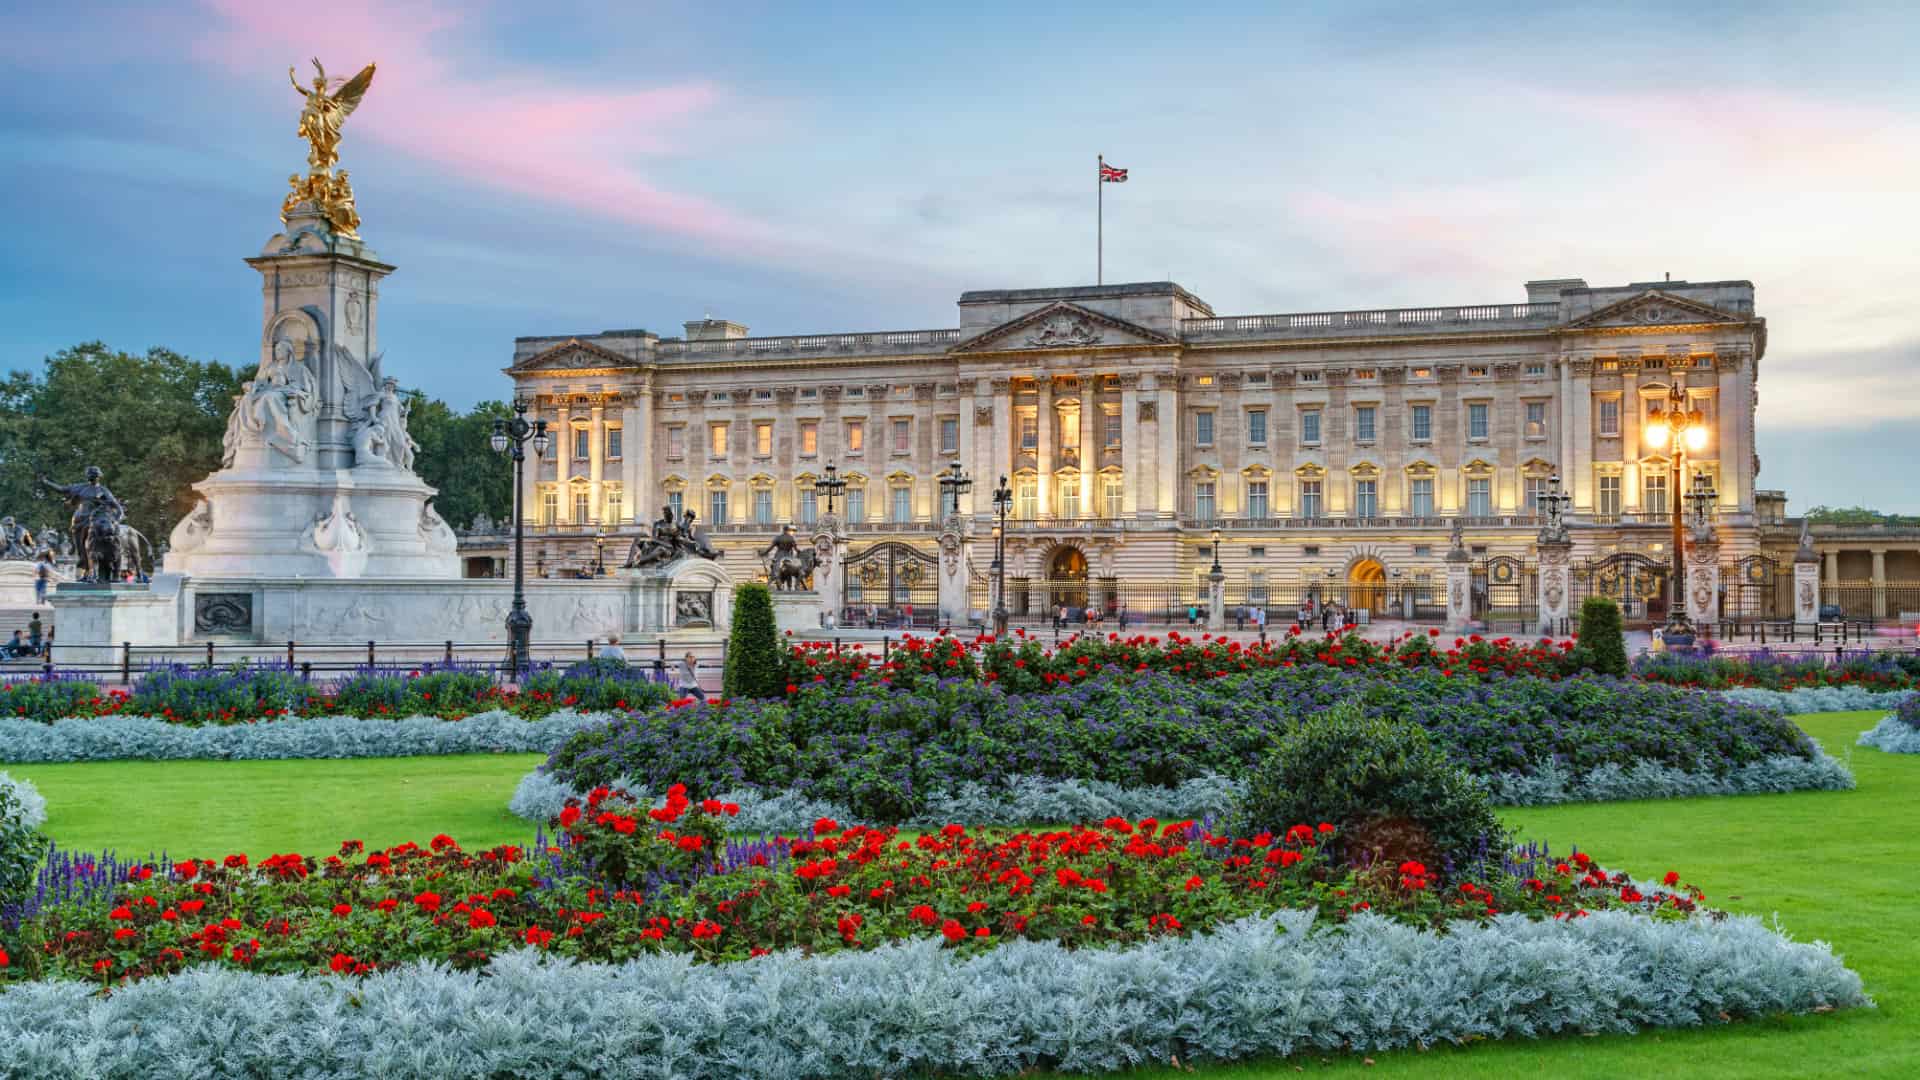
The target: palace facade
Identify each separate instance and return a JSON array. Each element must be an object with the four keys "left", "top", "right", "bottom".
[{"left": 481, "top": 277, "right": 1774, "bottom": 623}]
